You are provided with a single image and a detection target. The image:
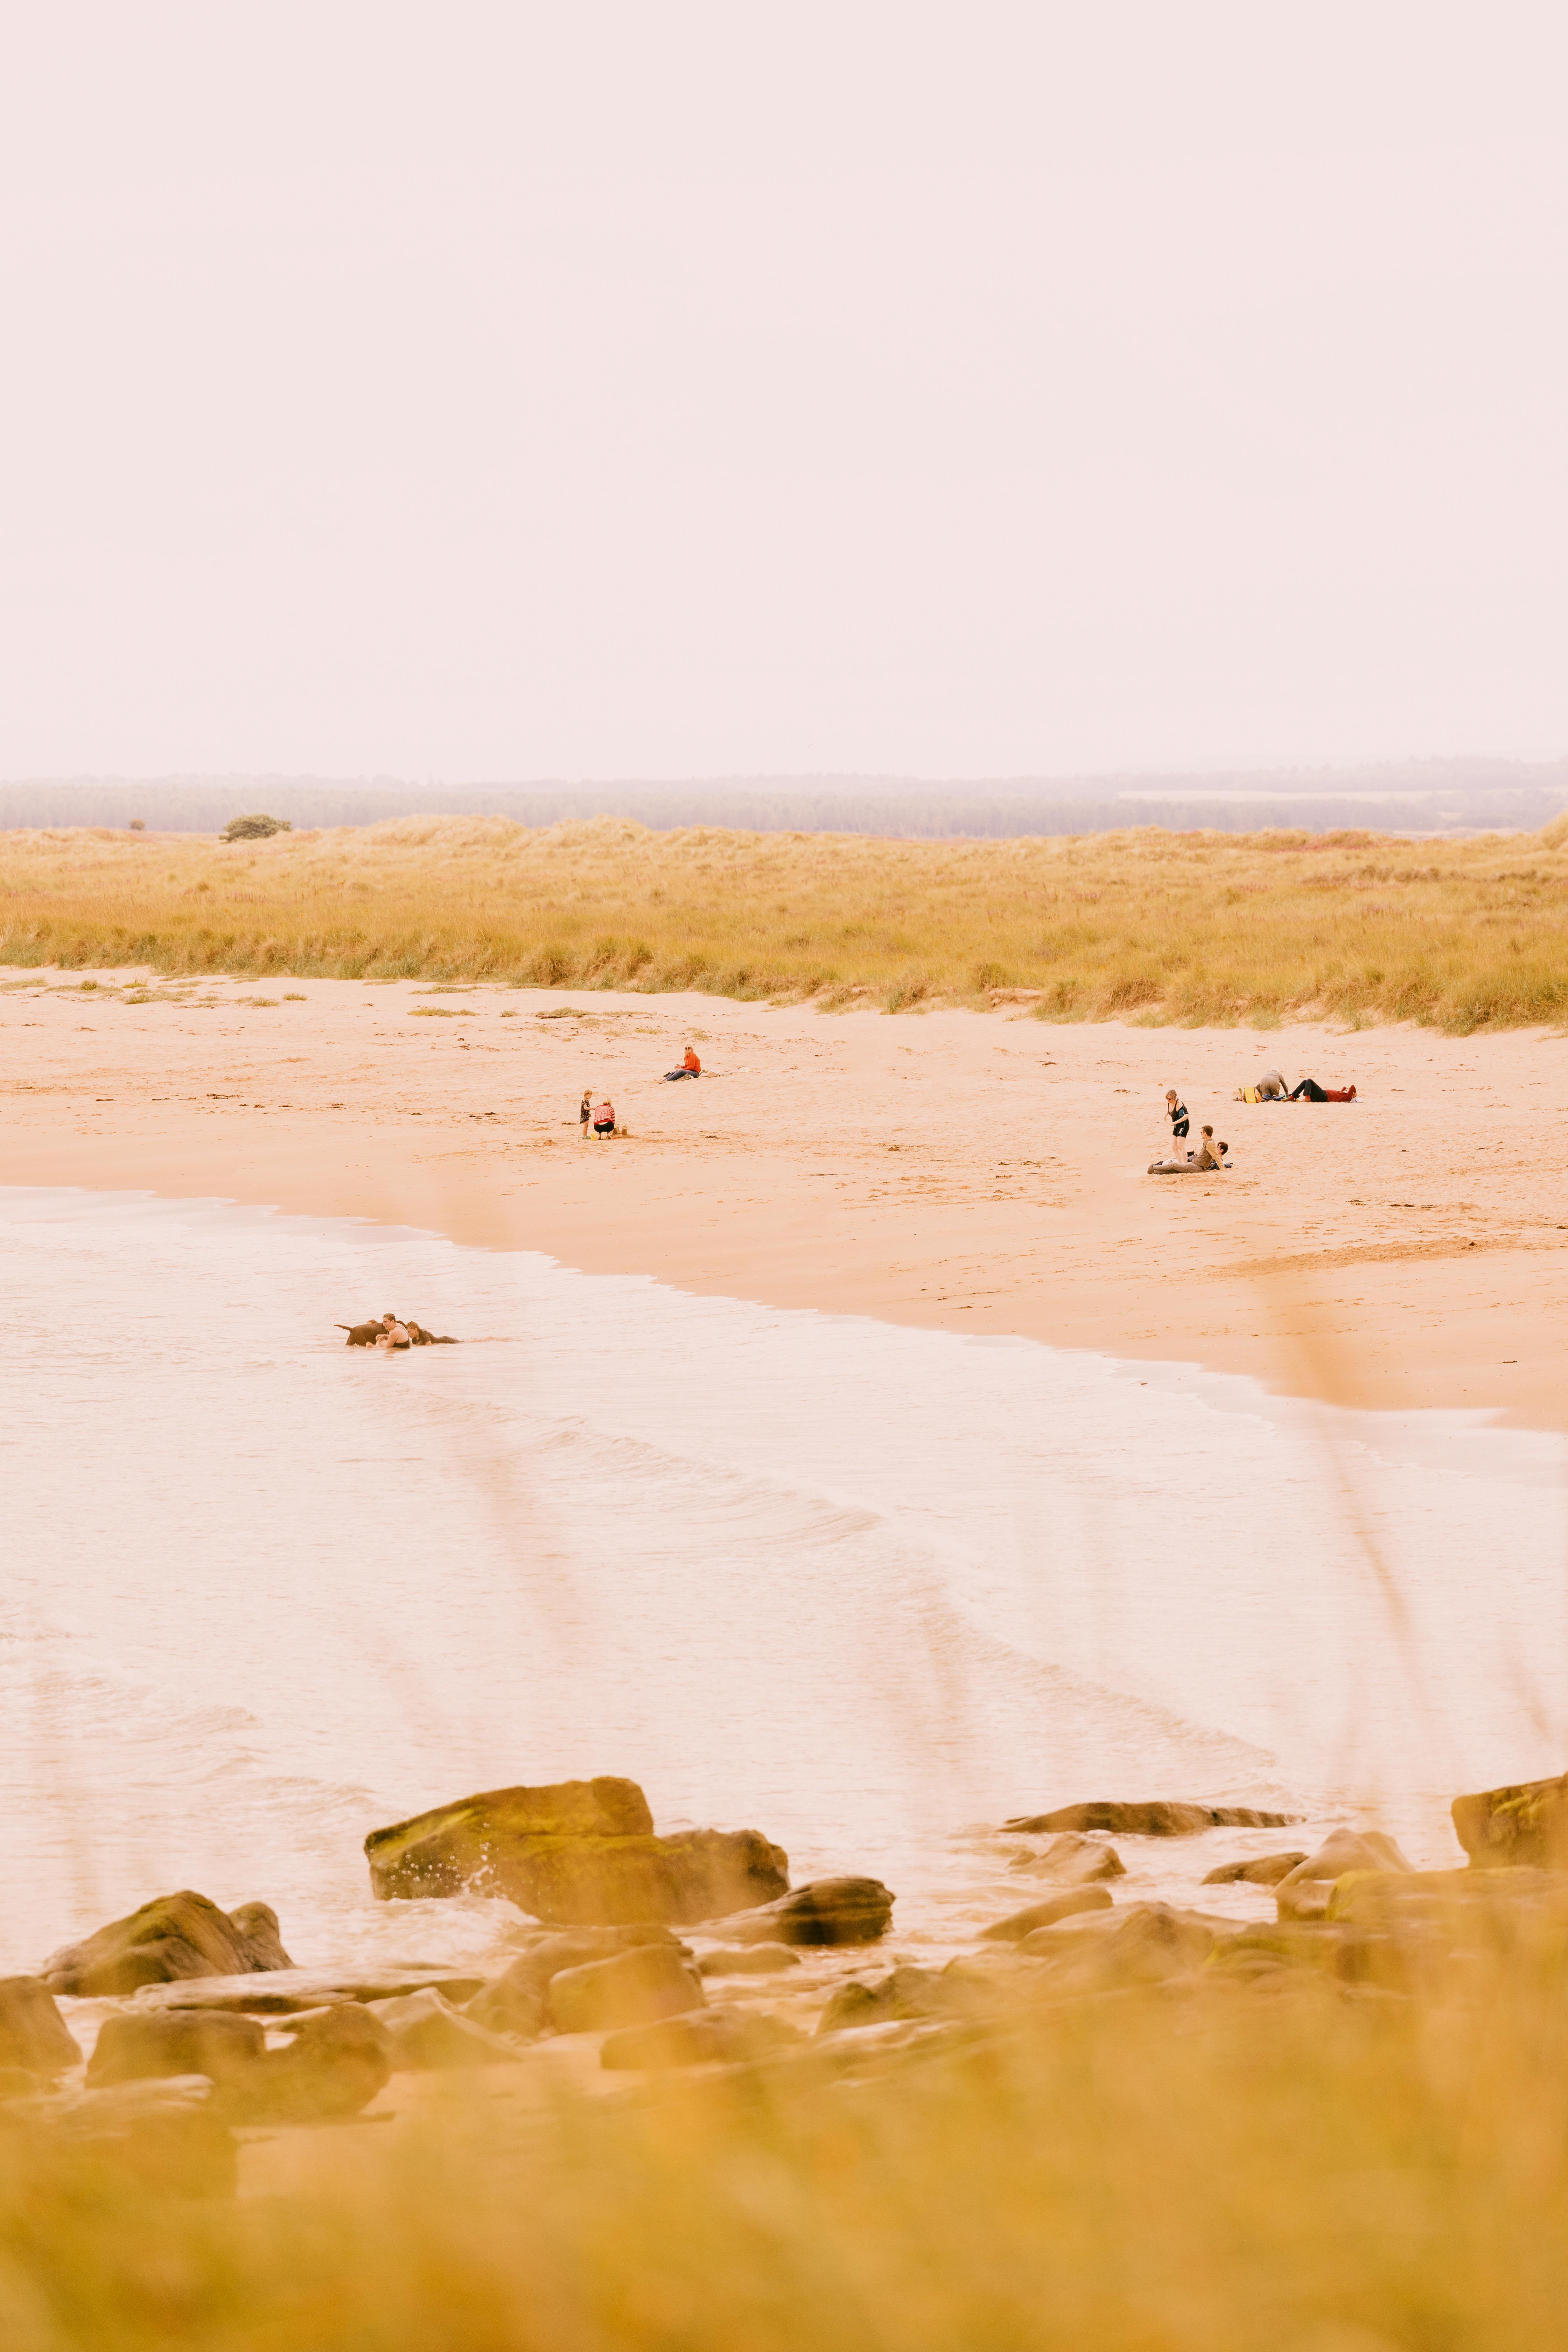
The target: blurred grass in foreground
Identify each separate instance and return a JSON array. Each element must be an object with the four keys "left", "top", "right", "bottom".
[
  {"left": 6, "top": 813, "right": 1568, "bottom": 1028},
  {"left": 6, "top": 1959, "right": 1568, "bottom": 2350}
]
